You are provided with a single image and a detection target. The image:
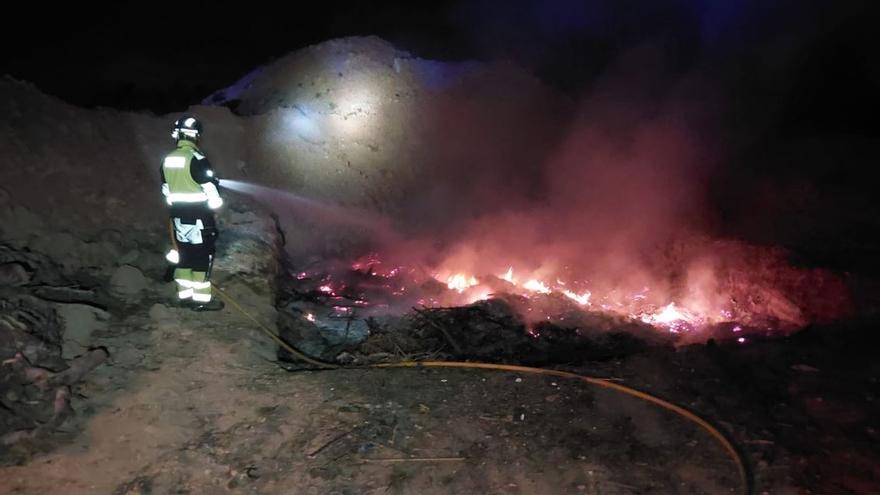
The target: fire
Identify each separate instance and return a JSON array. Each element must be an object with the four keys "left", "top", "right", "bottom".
[
  {"left": 637, "top": 302, "right": 710, "bottom": 333},
  {"left": 437, "top": 265, "right": 715, "bottom": 331},
  {"left": 647, "top": 303, "right": 692, "bottom": 325},
  {"left": 523, "top": 279, "right": 551, "bottom": 294},
  {"left": 290, "top": 240, "right": 845, "bottom": 344},
  {"left": 562, "top": 289, "right": 592, "bottom": 306},
  {"left": 446, "top": 273, "right": 479, "bottom": 292}
]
